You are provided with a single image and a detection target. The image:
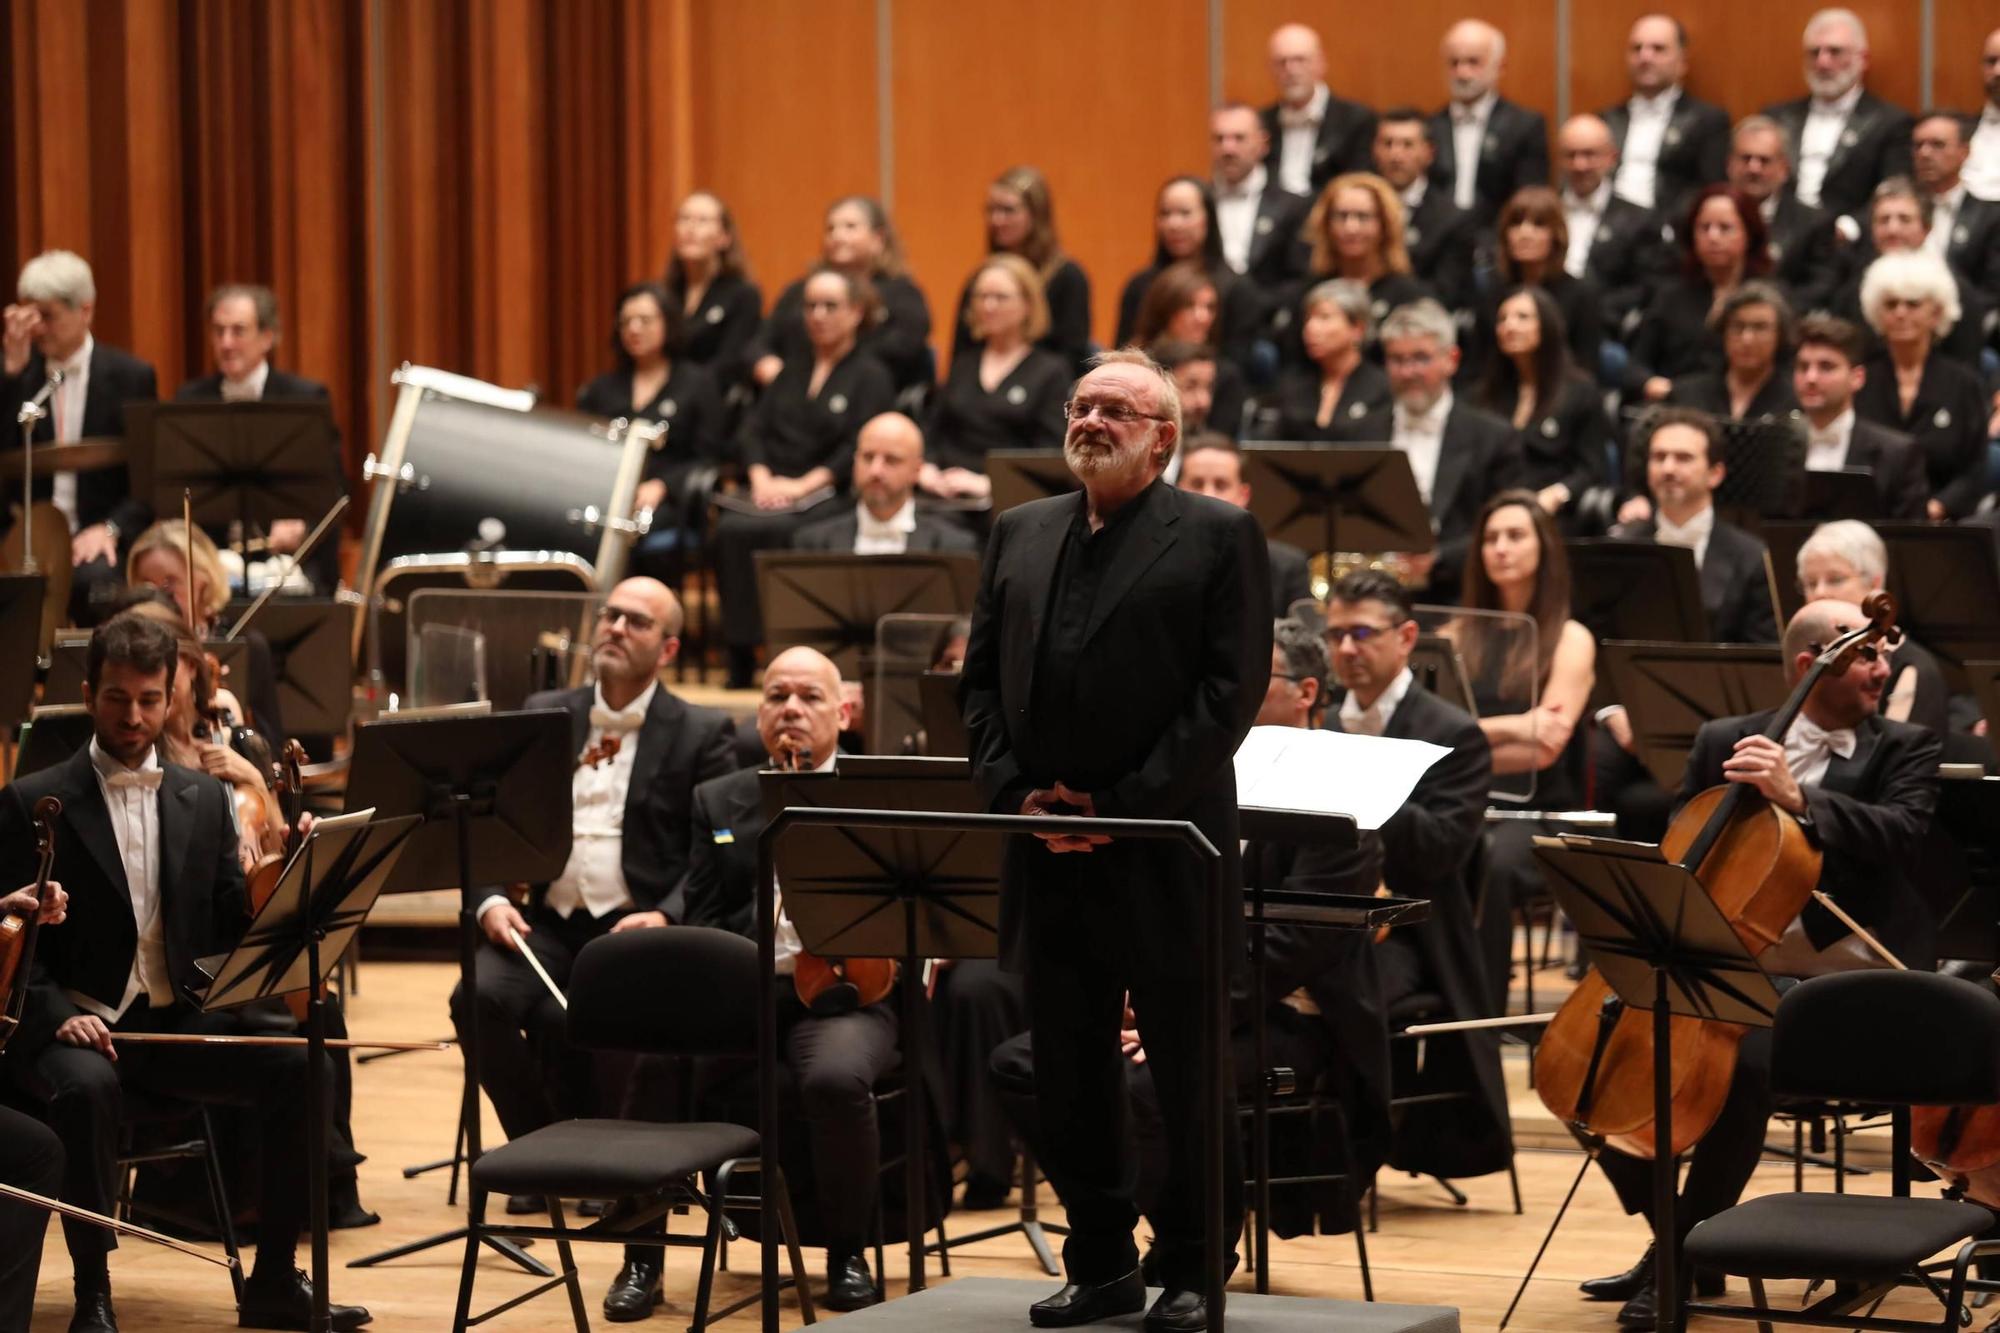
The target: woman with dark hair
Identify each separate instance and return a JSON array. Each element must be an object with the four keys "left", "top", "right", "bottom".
[
  {"left": 924, "top": 254, "right": 1069, "bottom": 502},
  {"left": 578, "top": 281, "right": 724, "bottom": 517},
  {"left": 1666, "top": 281, "right": 1799, "bottom": 421},
  {"left": 1113, "top": 177, "right": 1261, "bottom": 366},
  {"left": 950, "top": 166, "right": 1093, "bottom": 371},
  {"left": 748, "top": 195, "right": 934, "bottom": 393},
  {"left": 1446, "top": 489, "right": 1596, "bottom": 1010},
  {"left": 1473, "top": 287, "right": 1608, "bottom": 520},
  {"left": 1131, "top": 262, "right": 1249, "bottom": 438},
  {"left": 1626, "top": 184, "right": 1771, "bottom": 401},
  {"left": 1463, "top": 187, "right": 1603, "bottom": 385},
  {"left": 1250, "top": 279, "right": 1391, "bottom": 441},
  {"left": 717, "top": 266, "right": 896, "bottom": 686},
  {"left": 663, "top": 191, "right": 763, "bottom": 388}
]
